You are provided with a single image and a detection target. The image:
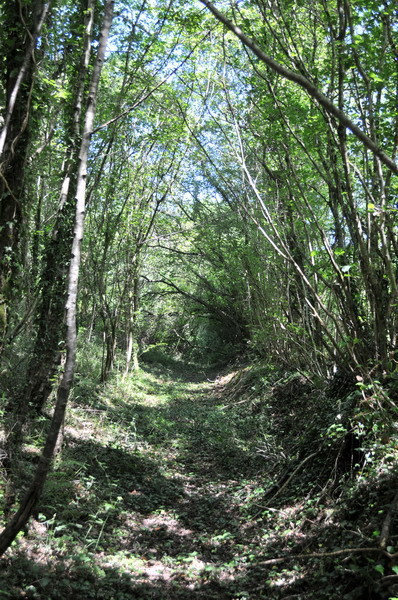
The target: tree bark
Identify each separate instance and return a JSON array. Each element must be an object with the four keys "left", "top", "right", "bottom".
[
  {"left": 0, "top": 1, "right": 51, "bottom": 356},
  {"left": 23, "top": 0, "right": 95, "bottom": 413},
  {"left": 124, "top": 265, "right": 140, "bottom": 376},
  {"left": 0, "top": 0, "right": 114, "bottom": 556}
]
